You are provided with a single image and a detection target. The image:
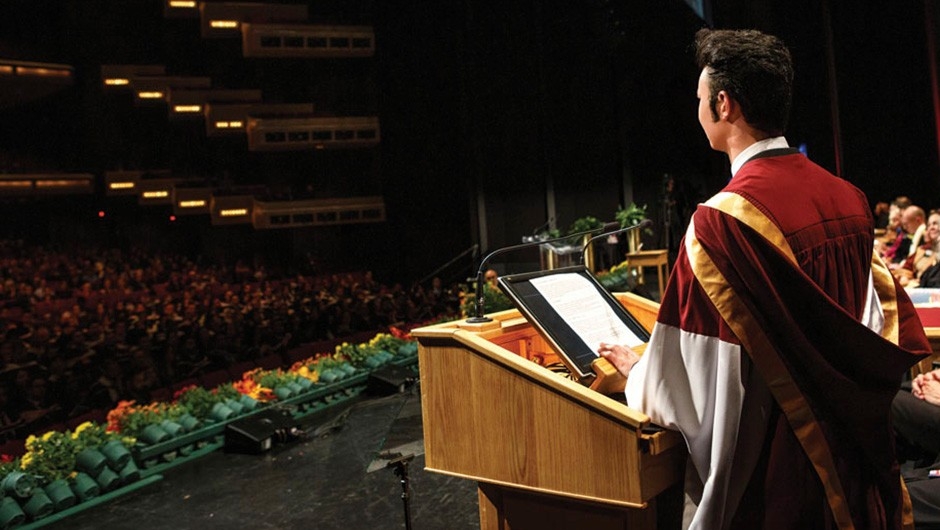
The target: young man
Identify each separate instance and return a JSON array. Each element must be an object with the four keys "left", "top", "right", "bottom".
[{"left": 598, "top": 29, "right": 930, "bottom": 529}]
